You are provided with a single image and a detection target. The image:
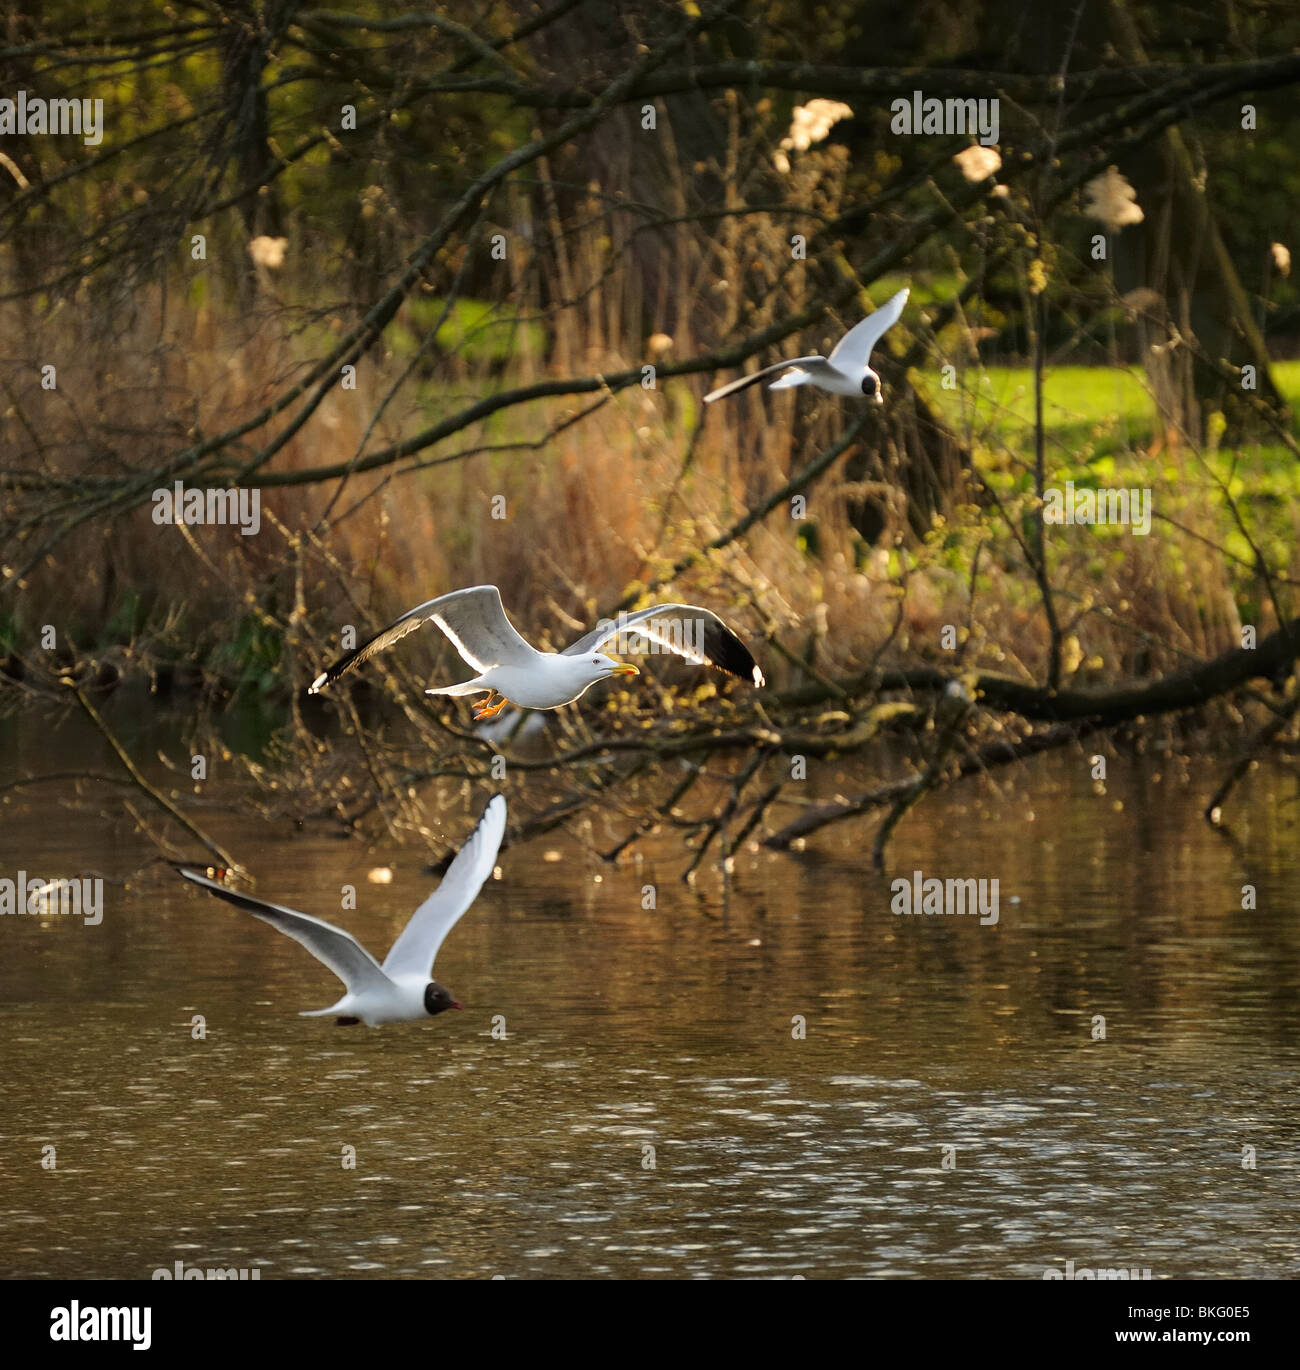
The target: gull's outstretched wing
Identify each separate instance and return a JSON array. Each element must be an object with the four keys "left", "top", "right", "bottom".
[
  {"left": 382, "top": 795, "right": 507, "bottom": 979},
  {"left": 826, "top": 287, "right": 909, "bottom": 373},
  {"left": 309, "top": 585, "right": 535, "bottom": 693},
  {"left": 564, "top": 604, "right": 764, "bottom": 686},
  {"left": 703, "top": 356, "right": 827, "bottom": 404},
  {"left": 177, "top": 869, "right": 393, "bottom": 996}
]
